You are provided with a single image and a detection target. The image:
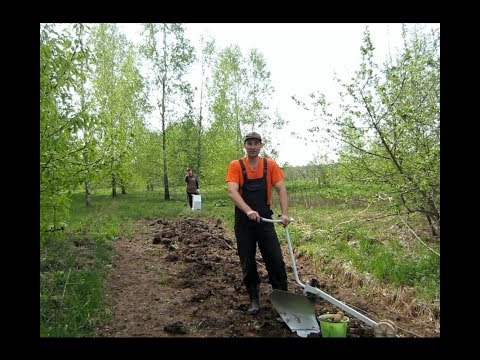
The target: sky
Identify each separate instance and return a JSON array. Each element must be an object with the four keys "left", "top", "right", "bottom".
[{"left": 119, "top": 23, "right": 440, "bottom": 166}]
